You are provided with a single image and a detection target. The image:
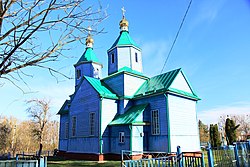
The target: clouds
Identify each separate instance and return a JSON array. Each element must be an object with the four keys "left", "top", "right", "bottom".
[
  {"left": 189, "top": 0, "right": 226, "bottom": 30},
  {"left": 141, "top": 40, "right": 170, "bottom": 76},
  {"left": 197, "top": 101, "right": 250, "bottom": 125}
]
